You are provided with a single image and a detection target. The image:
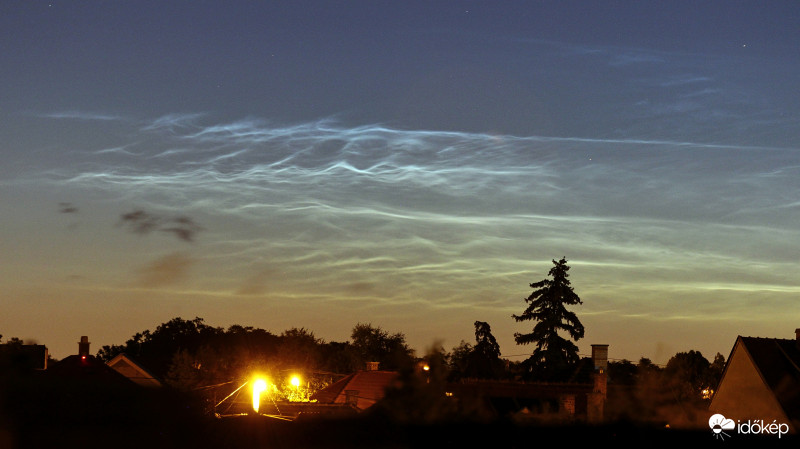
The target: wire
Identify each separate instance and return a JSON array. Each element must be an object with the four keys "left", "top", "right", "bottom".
[
  {"left": 500, "top": 351, "right": 667, "bottom": 367},
  {"left": 215, "top": 380, "right": 249, "bottom": 409}
]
